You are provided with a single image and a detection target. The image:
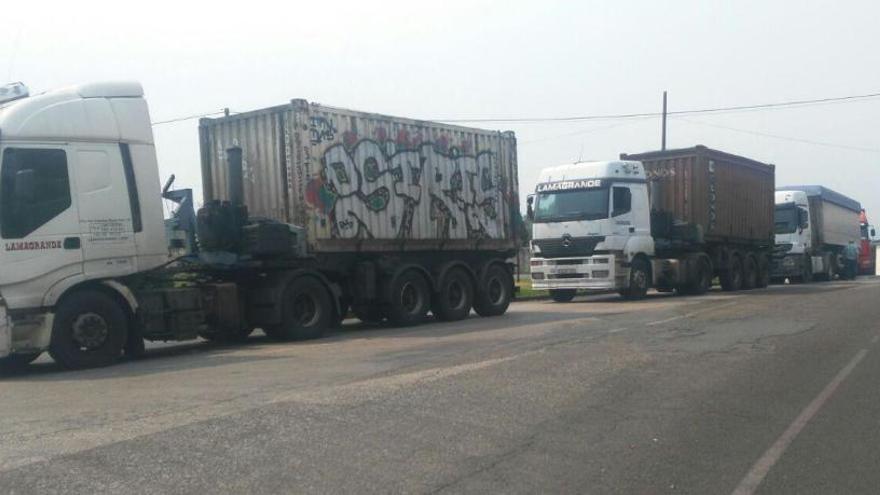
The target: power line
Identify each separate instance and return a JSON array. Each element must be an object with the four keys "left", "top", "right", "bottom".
[
  {"left": 677, "top": 118, "right": 880, "bottom": 153},
  {"left": 433, "top": 91, "right": 880, "bottom": 124},
  {"left": 151, "top": 110, "right": 230, "bottom": 126},
  {"left": 518, "top": 117, "right": 654, "bottom": 145}
]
